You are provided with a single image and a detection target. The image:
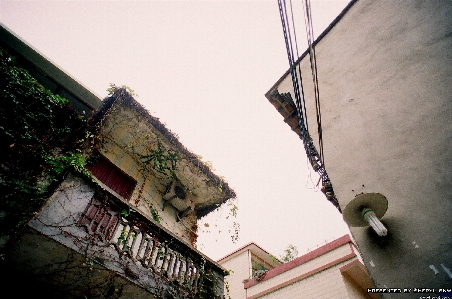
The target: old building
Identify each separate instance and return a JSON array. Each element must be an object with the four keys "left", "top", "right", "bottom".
[
  {"left": 0, "top": 23, "right": 235, "bottom": 299},
  {"left": 266, "top": 0, "right": 452, "bottom": 297}
]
